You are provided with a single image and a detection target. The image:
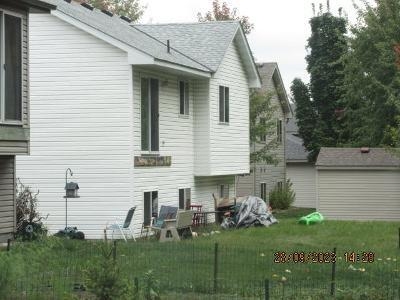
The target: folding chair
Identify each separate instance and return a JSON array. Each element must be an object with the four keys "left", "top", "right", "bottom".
[{"left": 105, "top": 206, "right": 136, "bottom": 242}]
